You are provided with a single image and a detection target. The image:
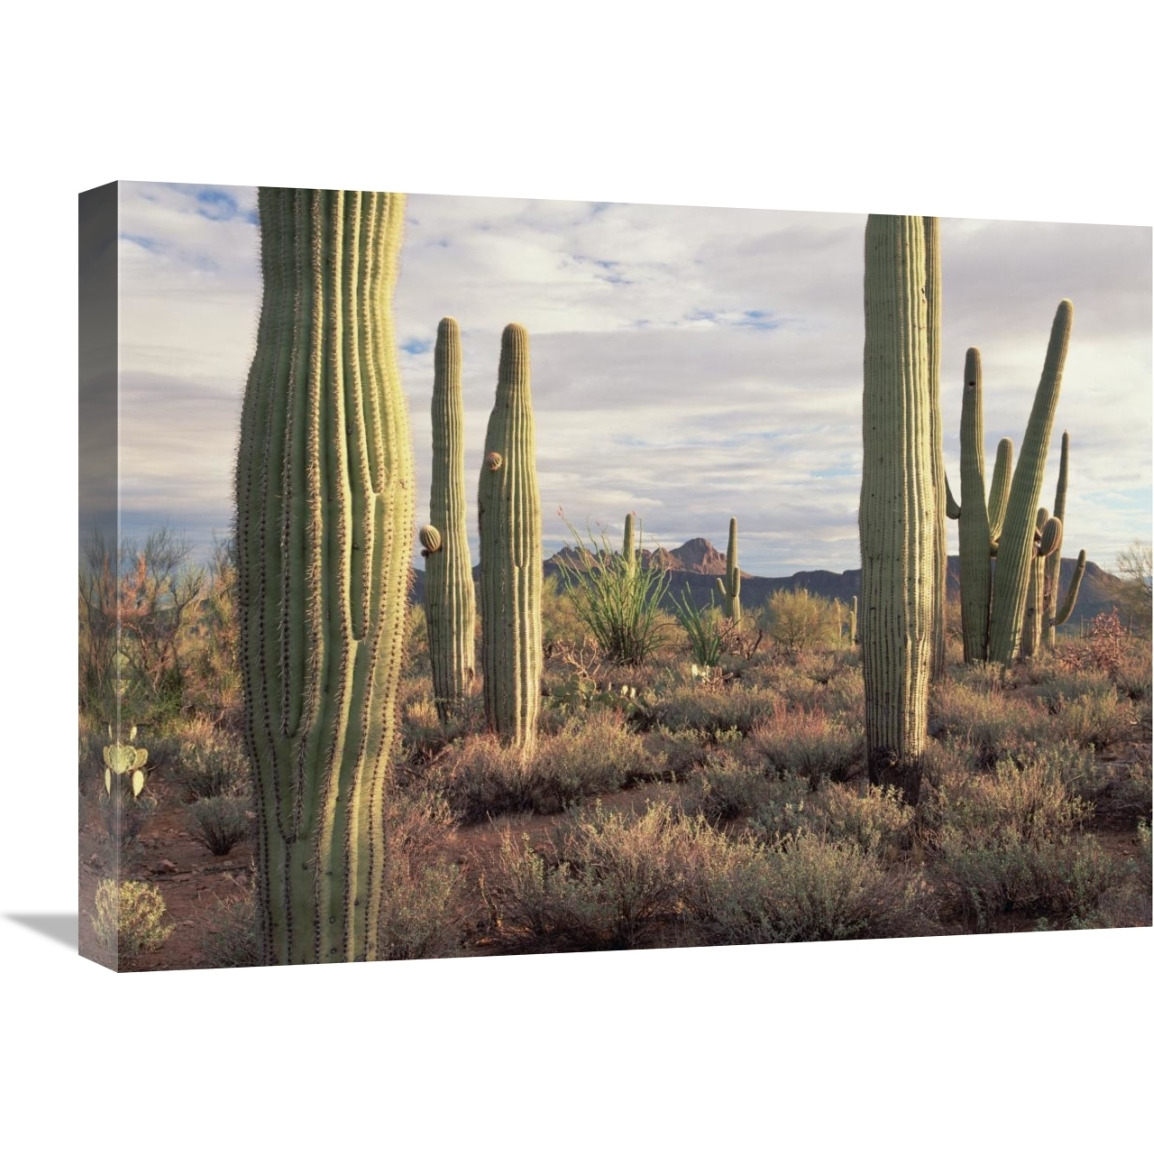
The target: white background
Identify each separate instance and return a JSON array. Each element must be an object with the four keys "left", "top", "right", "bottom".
[{"left": 2, "top": 4, "right": 1150, "bottom": 1150}]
